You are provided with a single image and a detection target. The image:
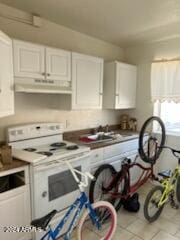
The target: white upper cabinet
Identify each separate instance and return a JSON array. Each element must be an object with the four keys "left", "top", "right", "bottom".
[
  {"left": 13, "top": 40, "right": 71, "bottom": 82},
  {"left": 116, "top": 62, "right": 137, "bottom": 109},
  {"left": 72, "top": 52, "right": 103, "bottom": 109},
  {"left": 103, "top": 61, "right": 137, "bottom": 109},
  {"left": 46, "top": 47, "right": 71, "bottom": 81},
  {"left": 13, "top": 40, "right": 45, "bottom": 79},
  {"left": 0, "top": 31, "right": 14, "bottom": 117}
]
